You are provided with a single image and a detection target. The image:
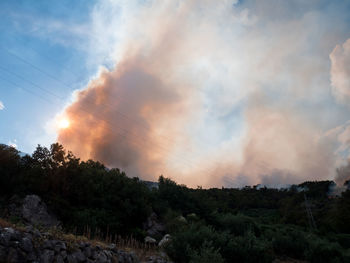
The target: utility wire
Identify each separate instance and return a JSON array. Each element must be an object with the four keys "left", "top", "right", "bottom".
[{"left": 0, "top": 69, "right": 220, "bottom": 182}]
